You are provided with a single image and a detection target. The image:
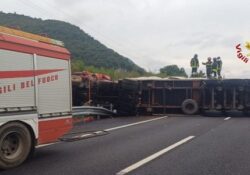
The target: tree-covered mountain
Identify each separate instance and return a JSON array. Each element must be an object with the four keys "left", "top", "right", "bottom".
[
  {"left": 160, "top": 65, "right": 187, "bottom": 77},
  {"left": 0, "top": 12, "right": 144, "bottom": 73}
]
